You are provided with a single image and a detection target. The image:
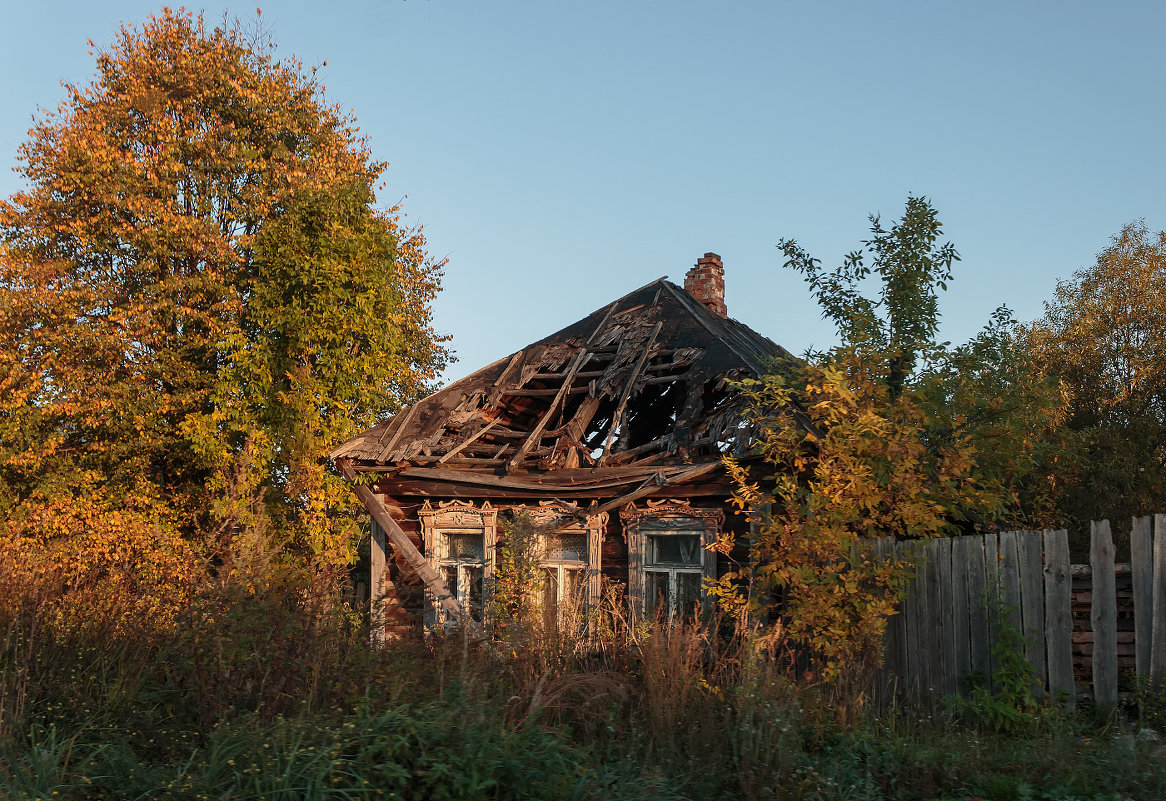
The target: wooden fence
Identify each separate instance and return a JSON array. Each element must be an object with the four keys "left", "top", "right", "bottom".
[{"left": 870, "top": 515, "right": 1166, "bottom": 713}]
